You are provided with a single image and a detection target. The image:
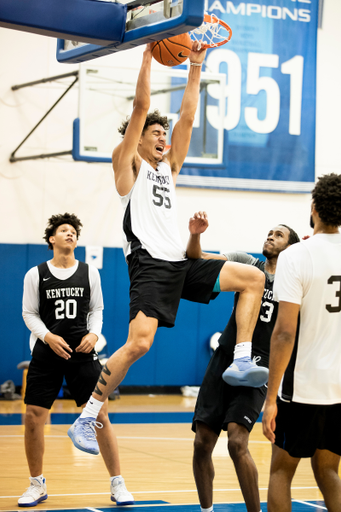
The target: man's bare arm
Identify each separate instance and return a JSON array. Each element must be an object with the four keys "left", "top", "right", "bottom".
[
  {"left": 262, "top": 301, "right": 300, "bottom": 443},
  {"left": 112, "top": 45, "right": 152, "bottom": 196},
  {"left": 186, "top": 211, "right": 227, "bottom": 261},
  {"left": 166, "top": 42, "right": 206, "bottom": 180}
]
